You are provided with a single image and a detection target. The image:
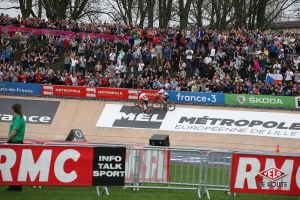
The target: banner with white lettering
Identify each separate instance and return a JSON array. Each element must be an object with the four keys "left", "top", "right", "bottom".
[
  {"left": 0, "top": 98, "right": 59, "bottom": 124},
  {"left": 97, "top": 104, "right": 300, "bottom": 139},
  {"left": 230, "top": 153, "right": 300, "bottom": 195},
  {"left": 92, "top": 146, "right": 126, "bottom": 186},
  {"left": 0, "top": 144, "right": 125, "bottom": 186}
]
